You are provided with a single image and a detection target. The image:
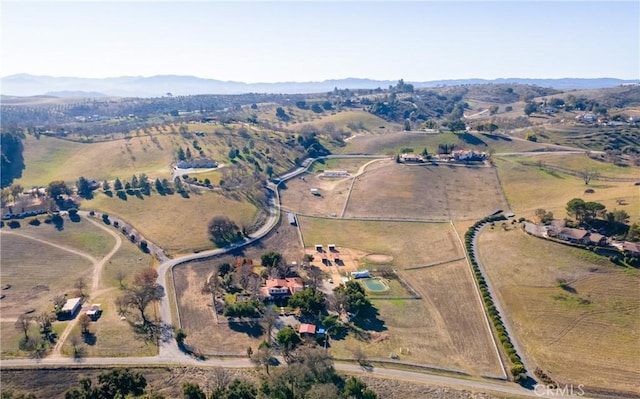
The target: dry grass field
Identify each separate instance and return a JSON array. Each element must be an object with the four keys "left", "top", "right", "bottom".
[
  {"left": 288, "top": 109, "right": 401, "bottom": 132},
  {"left": 18, "top": 134, "right": 177, "bottom": 187},
  {"left": 298, "top": 217, "right": 463, "bottom": 269},
  {"left": 0, "top": 234, "right": 93, "bottom": 358},
  {"left": 402, "top": 260, "right": 503, "bottom": 377},
  {"left": 477, "top": 227, "right": 640, "bottom": 394},
  {"left": 495, "top": 157, "right": 640, "bottom": 223},
  {"left": 515, "top": 153, "right": 640, "bottom": 179},
  {"left": 0, "top": 365, "right": 522, "bottom": 399},
  {"left": 280, "top": 172, "right": 353, "bottom": 217},
  {"left": 81, "top": 190, "right": 259, "bottom": 255},
  {"left": 331, "top": 262, "right": 503, "bottom": 378},
  {"left": 172, "top": 217, "right": 304, "bottom": 354},
  {"left": 344, "top": 161, "right": 508, "bottom": 221}
]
